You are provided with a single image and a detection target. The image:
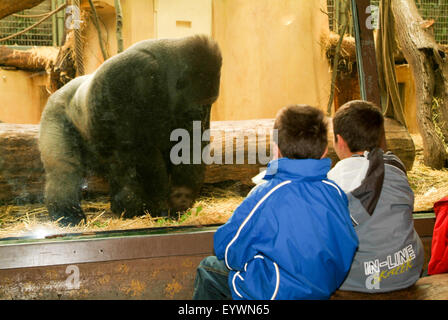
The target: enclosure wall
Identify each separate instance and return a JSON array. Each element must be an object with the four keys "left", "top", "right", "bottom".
[
  {"left": 0, "top": 69, "right": 48, "bottom": 124},
  {"left": 210, "top": 0, "right": 332, "bottom": 121}
]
